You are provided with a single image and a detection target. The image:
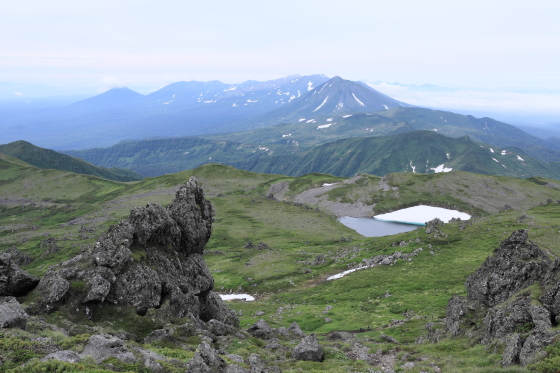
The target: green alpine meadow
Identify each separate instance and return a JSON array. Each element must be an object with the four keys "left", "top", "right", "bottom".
[{"left": 2, "top": 148, "right": 560, "bottom": 372}]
